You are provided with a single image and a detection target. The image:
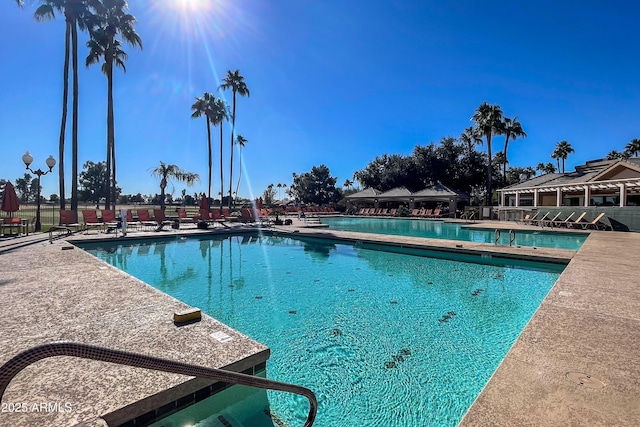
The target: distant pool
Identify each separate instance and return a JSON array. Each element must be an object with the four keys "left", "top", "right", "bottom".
[
  {"left": 81, "top": 233, "right": 563, "bottom": 426},
  {"left": 321, "top": 217, "right": 586, "bottom": 250}
]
